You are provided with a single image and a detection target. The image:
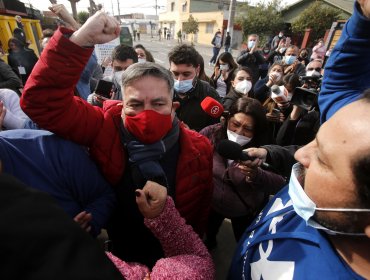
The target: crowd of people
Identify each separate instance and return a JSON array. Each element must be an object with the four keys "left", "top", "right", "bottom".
[{"left": 0, "top": 0, "right": 369, "bottom": 279}]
